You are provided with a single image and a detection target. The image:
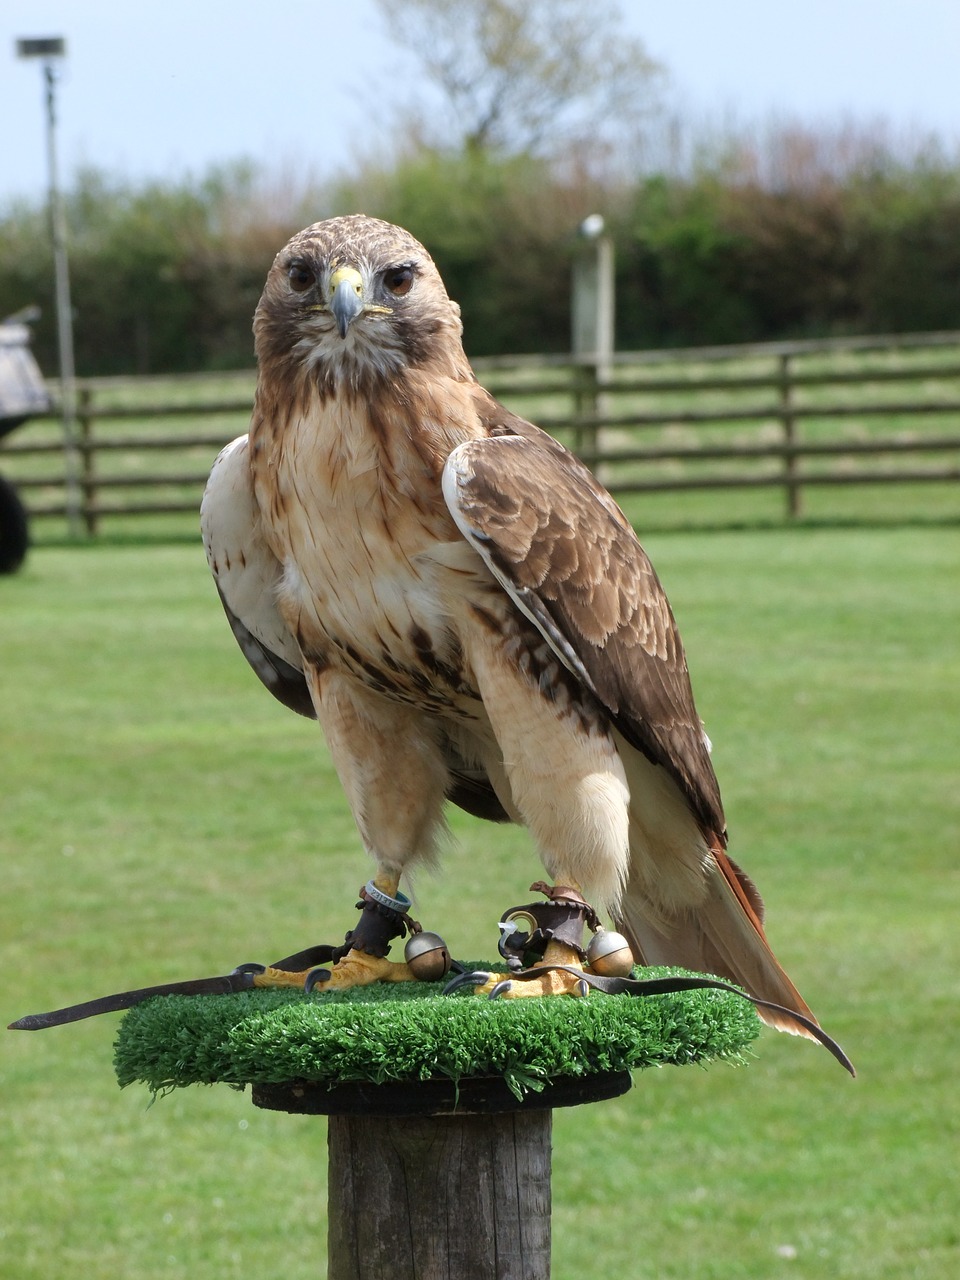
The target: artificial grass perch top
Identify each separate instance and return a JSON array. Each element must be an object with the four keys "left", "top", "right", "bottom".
[{"left": 113, "top": 965, "right": 761, "bottom": 1103}]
